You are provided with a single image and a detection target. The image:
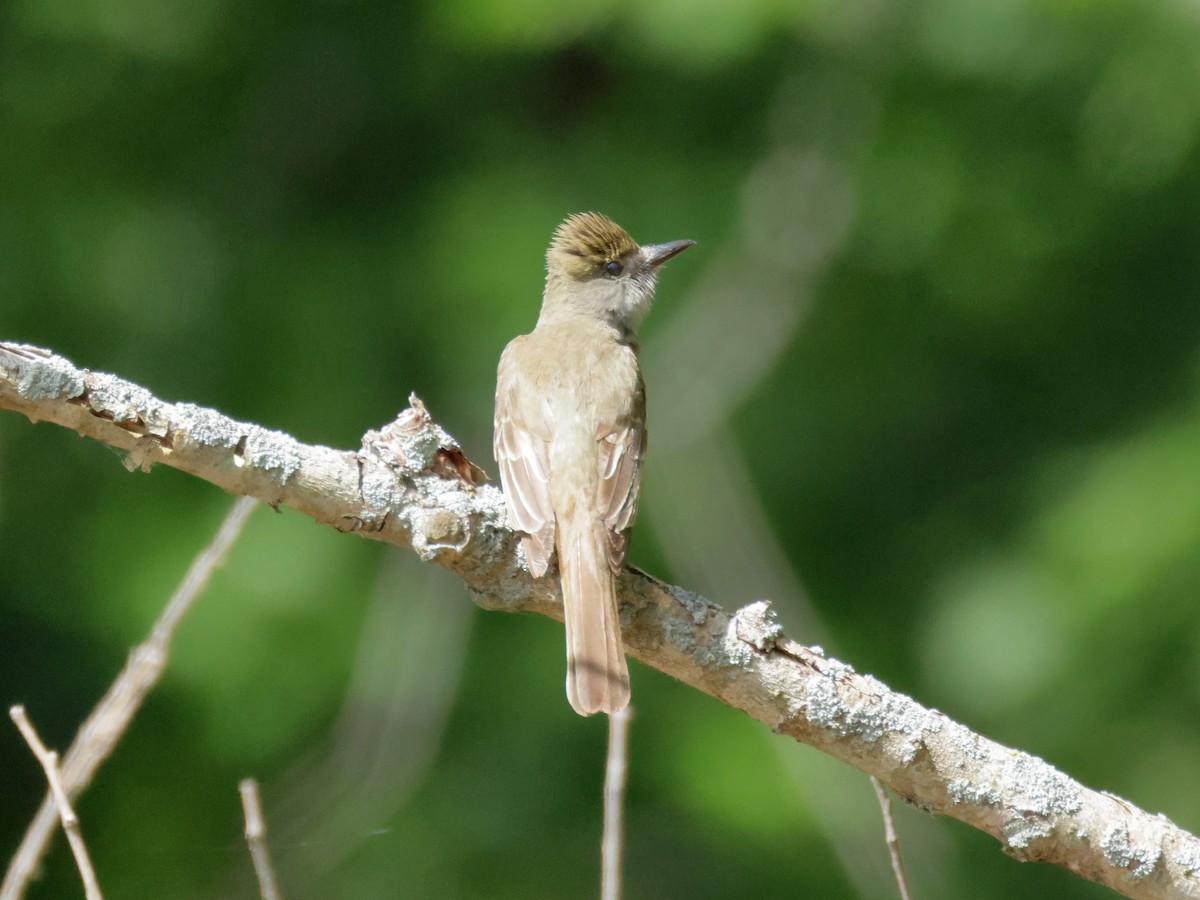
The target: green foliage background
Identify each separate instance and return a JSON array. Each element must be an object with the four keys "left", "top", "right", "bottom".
[{"left": 3, "top": 0, "right": 1200, "bottom": 897}]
